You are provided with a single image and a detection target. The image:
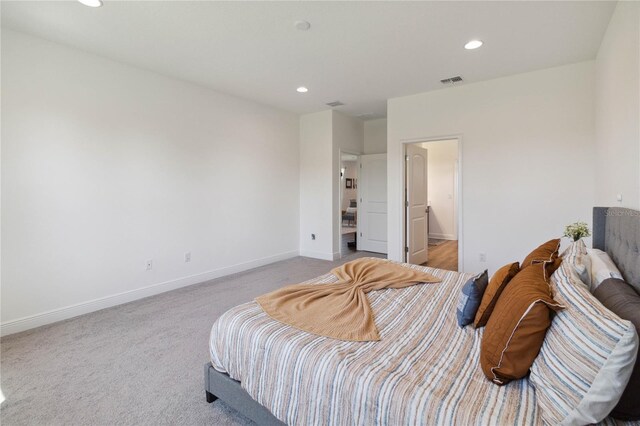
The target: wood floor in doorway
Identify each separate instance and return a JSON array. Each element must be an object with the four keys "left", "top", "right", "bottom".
[{"left": 422, "top": 240, "right": 458, "bottom": 271}]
